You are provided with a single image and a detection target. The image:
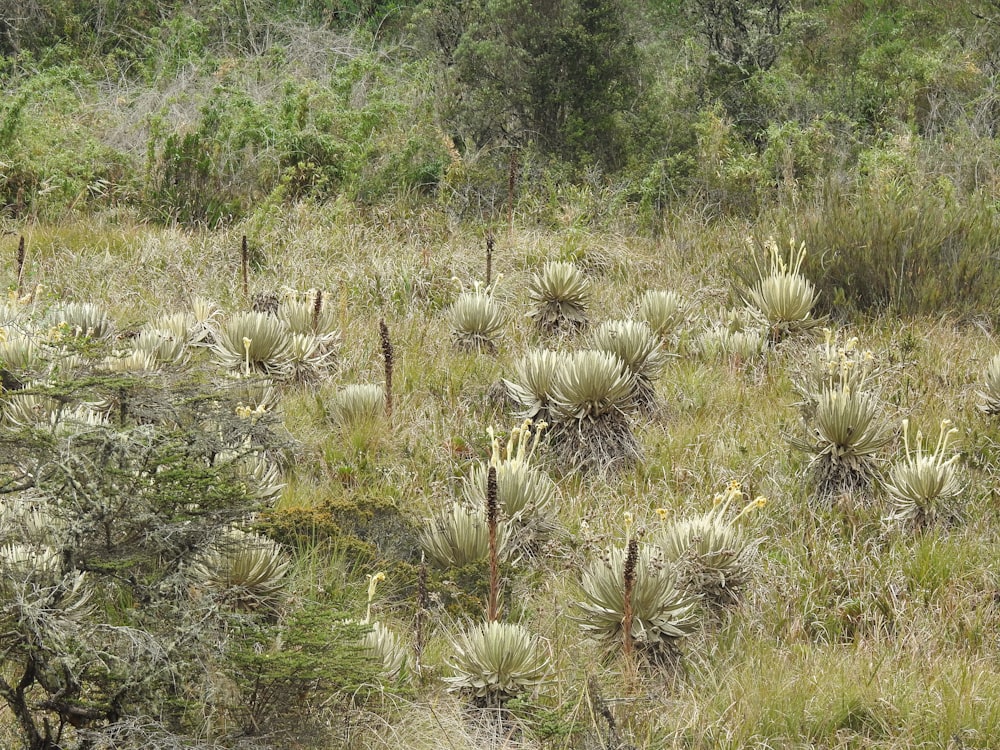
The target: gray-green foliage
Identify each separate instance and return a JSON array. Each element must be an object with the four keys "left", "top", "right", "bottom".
[
  {"left": 791, "top": 386, "right": 893, "bottom": 498},
  {"left": 504, "top": 349, "right": 567, "bottom": 421},
  {"left": 883, "top": 420, "right": 963, "bottom": 526},
  {"left": 590, "top": 318, "right": 670, "bottom": 408},
  {"left": 420, "top": 502, "right": 510, "bottom": 569},
  {"left": 450, "top": 289, "right": 505, "bottom": 353},
  {"left": 744, "top": 239, "right": 821, "bottom": 339},
  {"left": 638, "top": 289, "right": 687, "bottom": 339},
  {"left": 190, "top": 527, "right": 290, "bottom": 610},
  {"left": 212, "top": 311, "right": 294, "bottom": 377},
  {"left": 548, "top": 349, "right": 639, "bottom": 472},
  {"left": 657, "top": 485, "right": 764, "bottom": 609},
  {"left": 444, "top": 620, "right": 549, "bottom": 706},
  {"left": 577, "top": 544, "right": 699, "bottom": 662},
  {"left": 979, "top": 352, "right": 1000, "bottom": 415},
  {"left": 330, "top": 384, "right": 385, "bottom": 427},
  {"left": 527, "top": 261, "right": 591, "bottom": 333}
]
